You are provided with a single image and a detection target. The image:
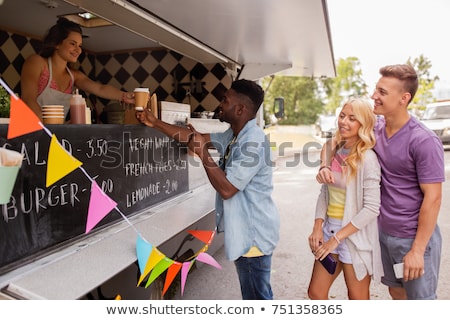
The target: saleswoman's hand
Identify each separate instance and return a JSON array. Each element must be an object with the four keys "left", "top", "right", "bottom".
[{"left": 122, "top": 92, "right": 135, "bottom": 104}]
